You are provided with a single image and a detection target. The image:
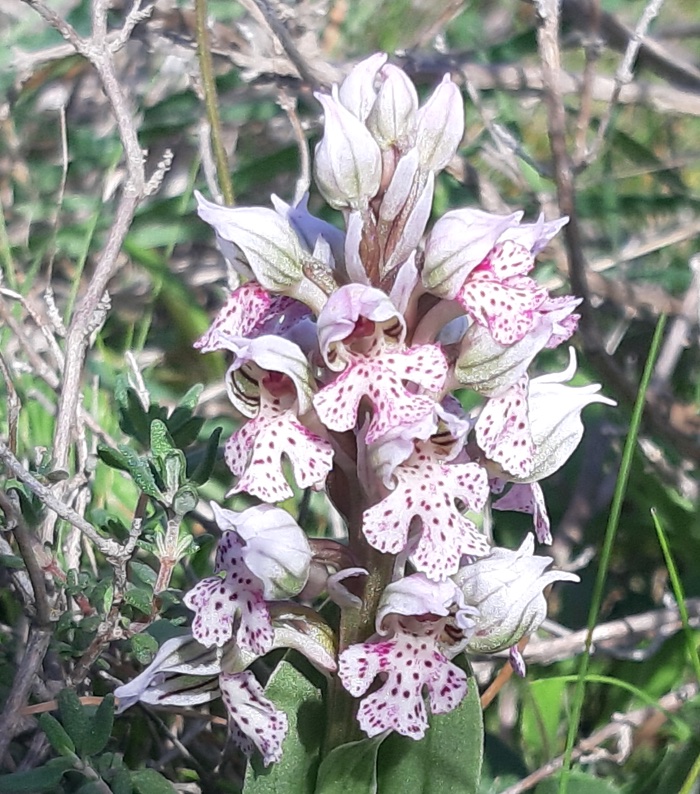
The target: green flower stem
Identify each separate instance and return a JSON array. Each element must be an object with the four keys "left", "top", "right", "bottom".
[
  {"left": 323, "top": 538, "right": 395, "bottom": 756},
  {"left": 194, "top": 0, "right": 234, "bottom": 206}
]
